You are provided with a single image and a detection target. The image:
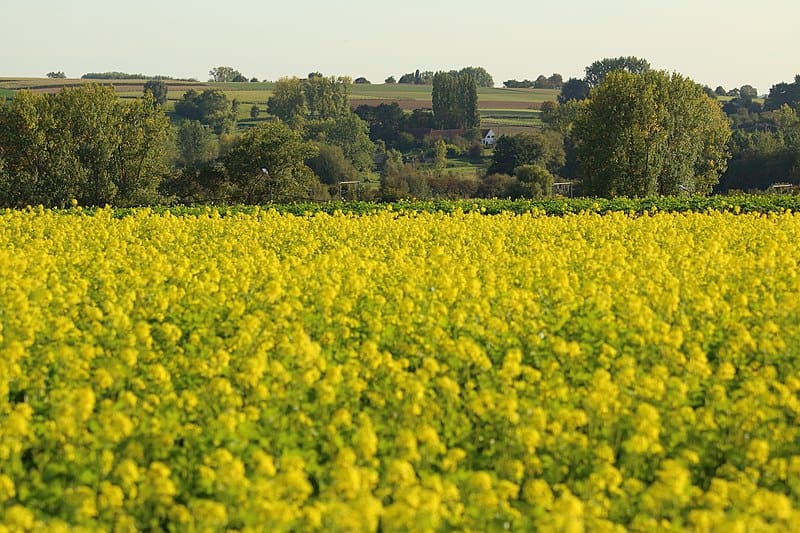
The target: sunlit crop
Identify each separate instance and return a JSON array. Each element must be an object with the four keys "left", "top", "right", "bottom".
[{"left": 2, "top": 206, "right": 800, "bottom": 531}]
